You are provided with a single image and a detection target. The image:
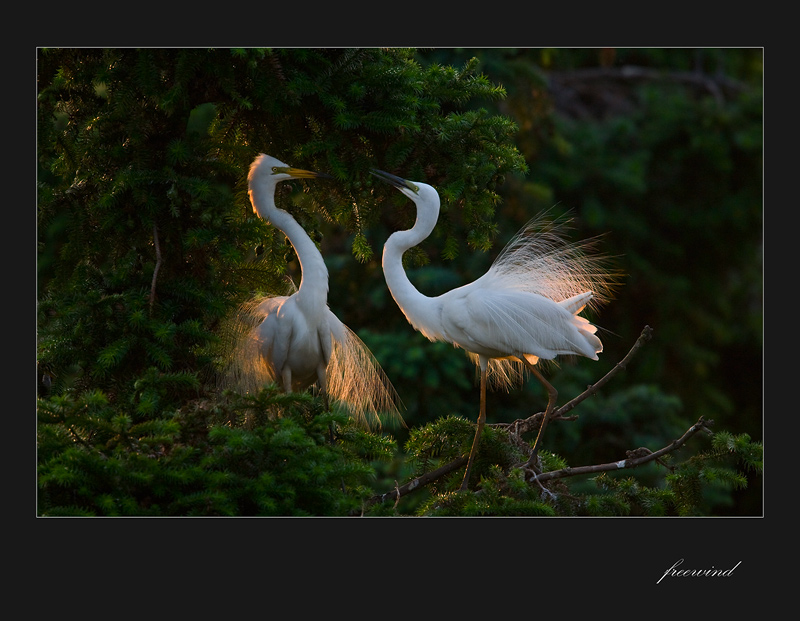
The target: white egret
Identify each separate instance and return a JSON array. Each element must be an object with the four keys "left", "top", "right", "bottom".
[
  {"left": 372, "top": 169, "right": 614, "bottom": 489},
  {"left": 220, "top": 154, "right": 402, "bottom": 430}
]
